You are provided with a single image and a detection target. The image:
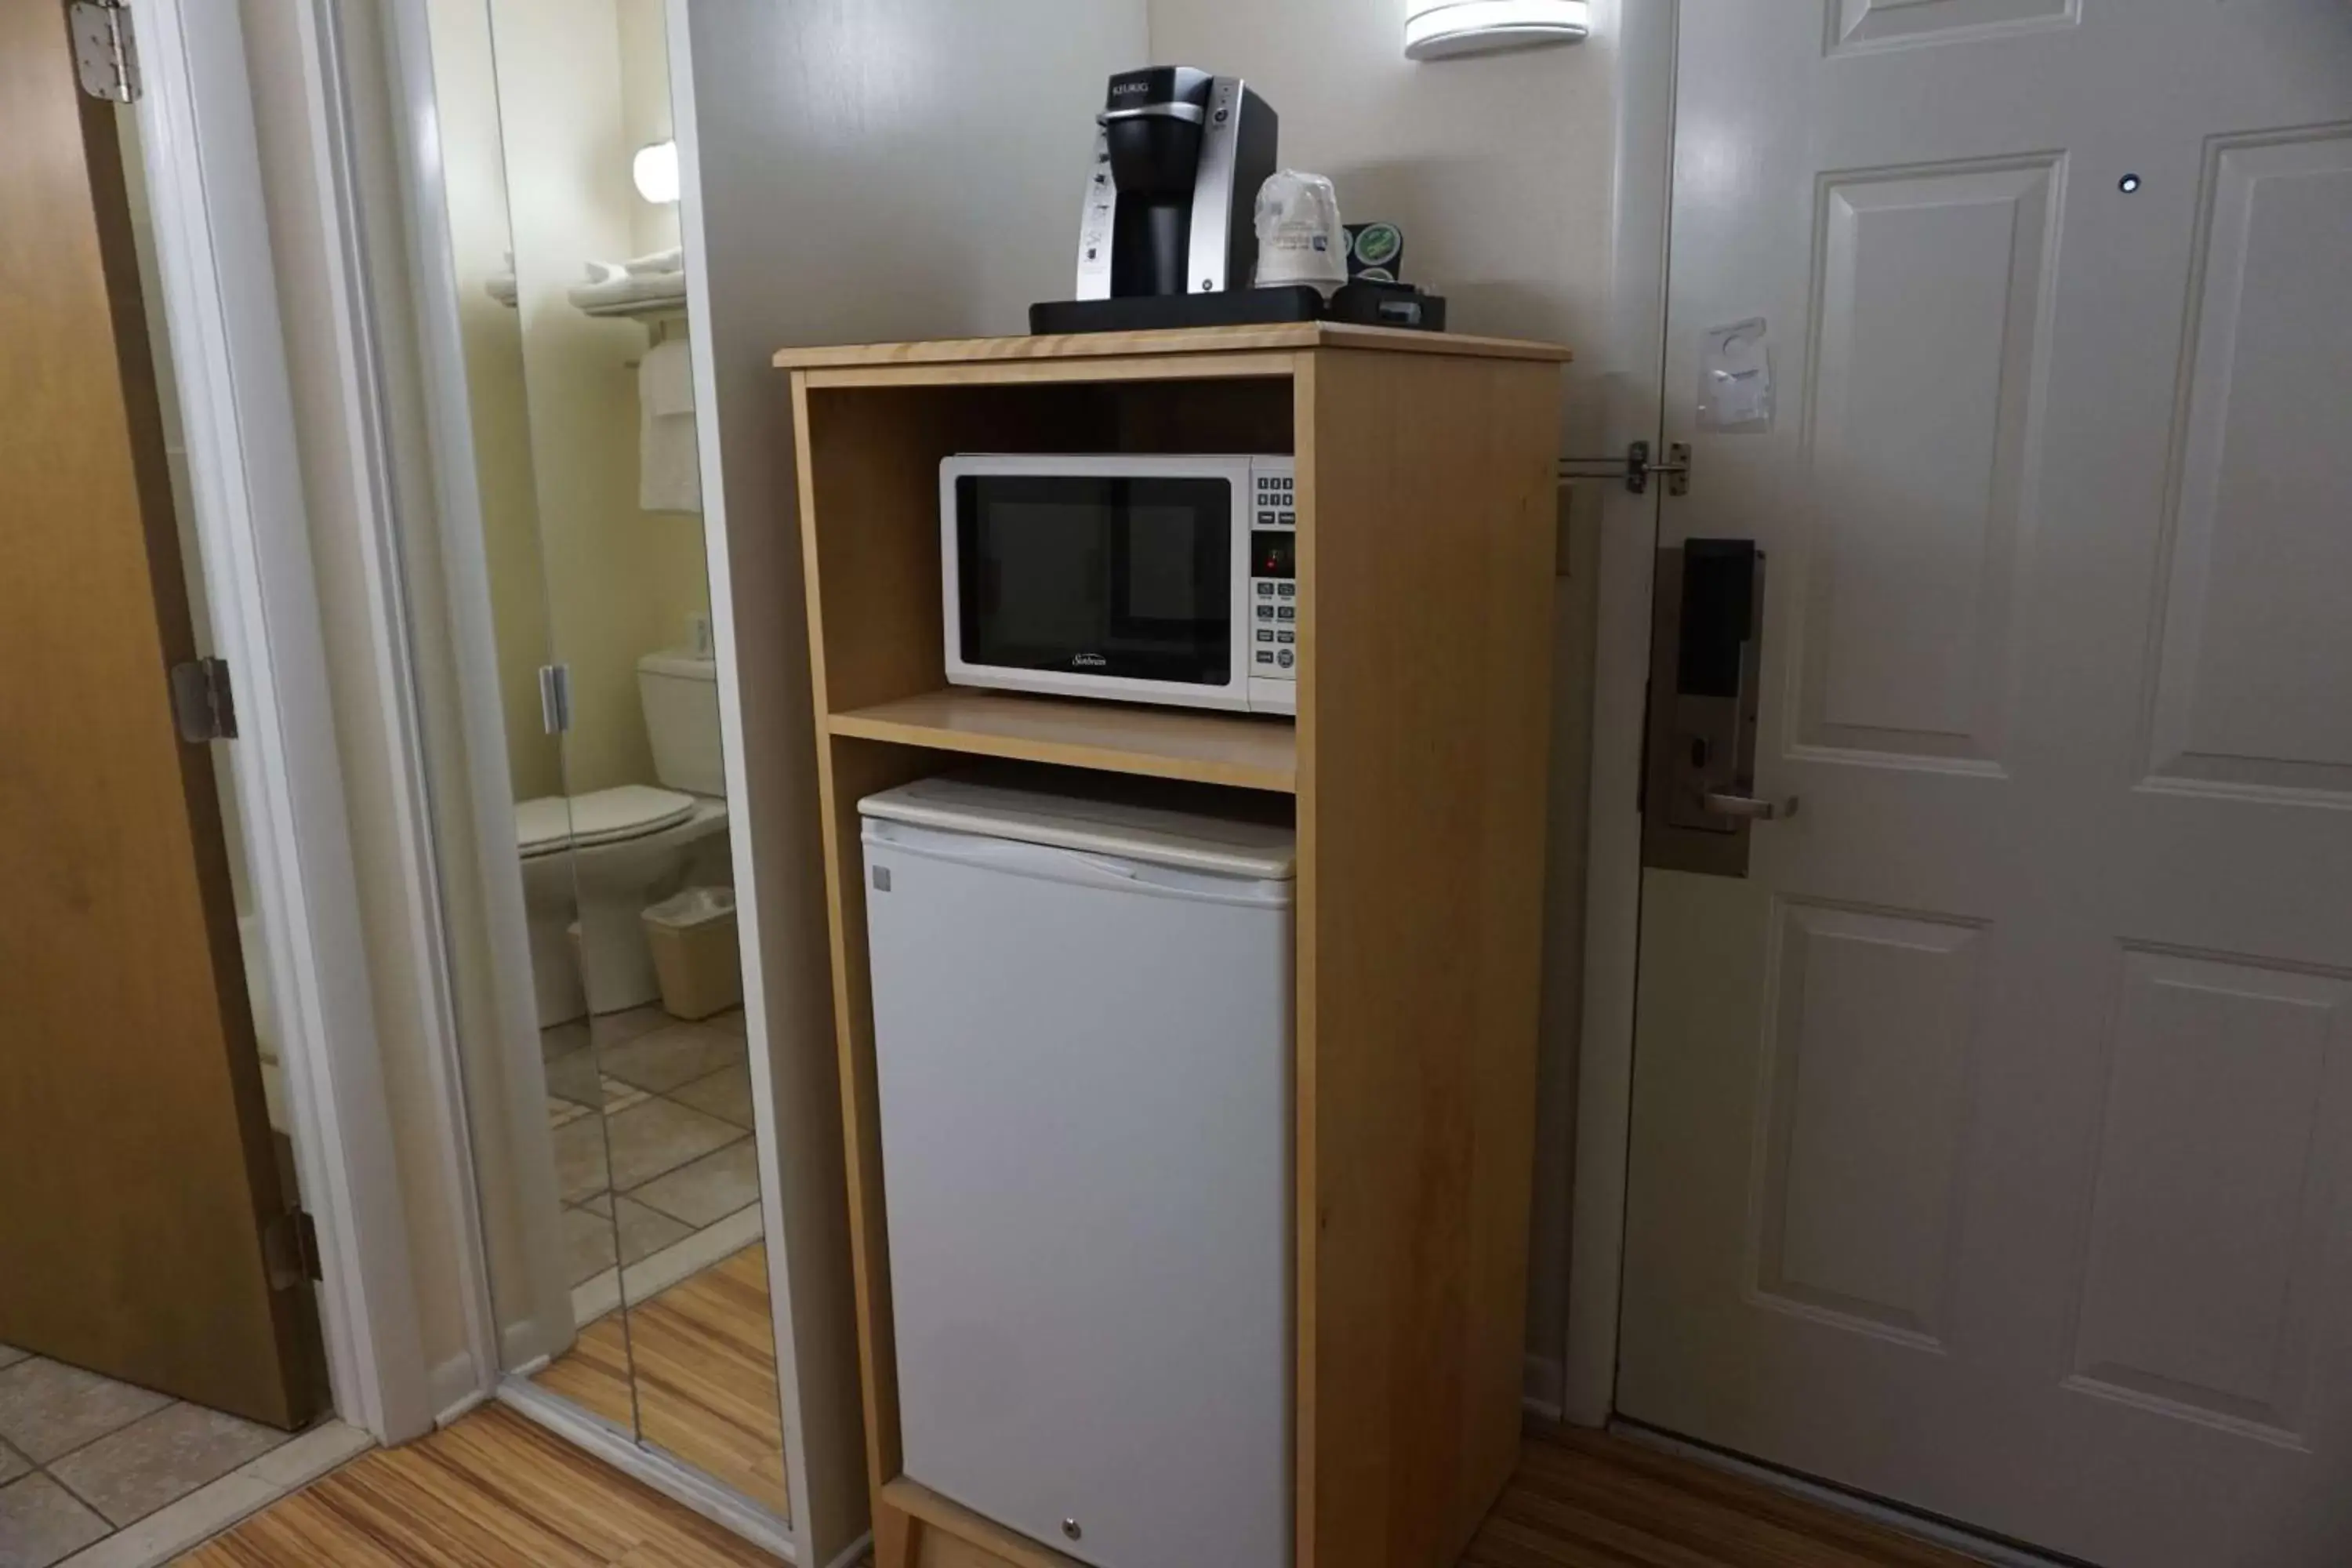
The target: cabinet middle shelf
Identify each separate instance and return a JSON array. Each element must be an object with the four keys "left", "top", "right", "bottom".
[{"left": 826, "top": 688, "right": 1297, "bottom": 794}]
